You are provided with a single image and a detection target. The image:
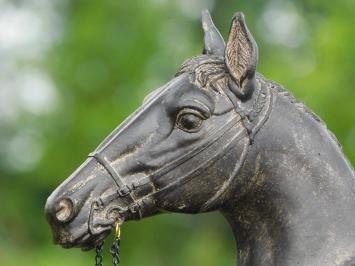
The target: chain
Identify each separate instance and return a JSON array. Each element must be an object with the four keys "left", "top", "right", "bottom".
[
  {"left": 95, "top": 241, "right": 104, "bottom": 266},
  {"left": 110, "top": 238, "right": 120, "bottom": 266},
  {"left": 94, "top": 219, "right": 121, "bottom": 266}
]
